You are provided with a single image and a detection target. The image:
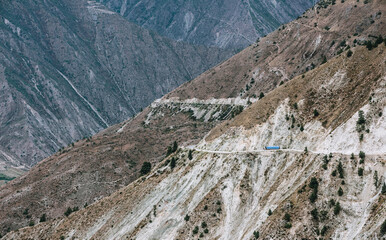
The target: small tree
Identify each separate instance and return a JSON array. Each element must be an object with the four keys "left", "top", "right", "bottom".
[
  {"left": 184, "top": 214, "right": 190, "bottom": 221},
  {"left": 268, "top": 209, "right": 272, "bottom": 216},
  {"left": 313, "top": 109, "right": 319, "bottom": 117},
  {"left": 140, "top": 162, "right": 151, "bottom": 175},
  {"left": 188, "top": 150, "right": 193, "bottom": 160},
  {"left": 311, "top": 208, "right": 318, "bottom": 220},
  {"left": 259, "top": 92, "right": 265, "bottom": 99},
  {"left": 201, "top": 222, "right": 207, "bottom": 228}
]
